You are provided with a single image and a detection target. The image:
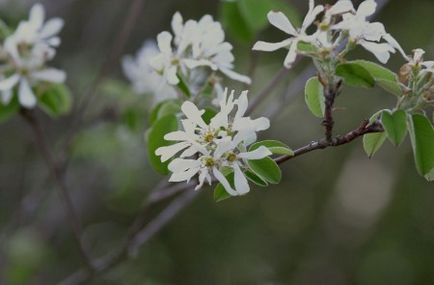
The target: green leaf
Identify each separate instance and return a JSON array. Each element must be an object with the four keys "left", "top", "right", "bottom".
[
  {"left": 177, "top": 74, "right": 191, "bottom": 98},
  {"left": 247, "top": 157, "right": 282, "bottom": 184},
  {"left": 408, "top": 114, "right": 434, "bottom": 180},
  {"left": 220, "top": 1, "right": 254, "bottom": 43},
  {"left": 0, "top": 98, "right": 19, "bottom": 123},
  {"left": 304, "top": 77, "right": 325, "bottom": 118},
  {"left": 202, "top": 108, "right": 217, "bottom": 124},
  {"left": 249, "top": 140, "right": 294, "bottom": 156},
  {"left": 245, "top": 170, "right": 268, "bottom": 187},
  {"left": 381, "top": 110, "right": 407, "bottom": 146},
  {"left": 363, "top": 110, "right": 386, "bottom": 158},
  {"left": 149, "top": 100, "right": 180, "bottom": 125},
  {"left": 350, "top": 60, "right": 402, "bottom": 96},
  {"left": 336, "top": 63, "right": 376, "bottom": 88},
  {"left": 38, "top": 84, "right": 72, "bottom": 117},
  {"left": 297, "top": 41, "right": 318, "bottom": 53},
  {"left": 268, "top": 0, "right": 300, "bottom": 26},
  {"left": 146, "top": 114, "right": 179, "bottom": 175},
  {"left": 214, "top": 172, "right": 234, "bottom": 202}
]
